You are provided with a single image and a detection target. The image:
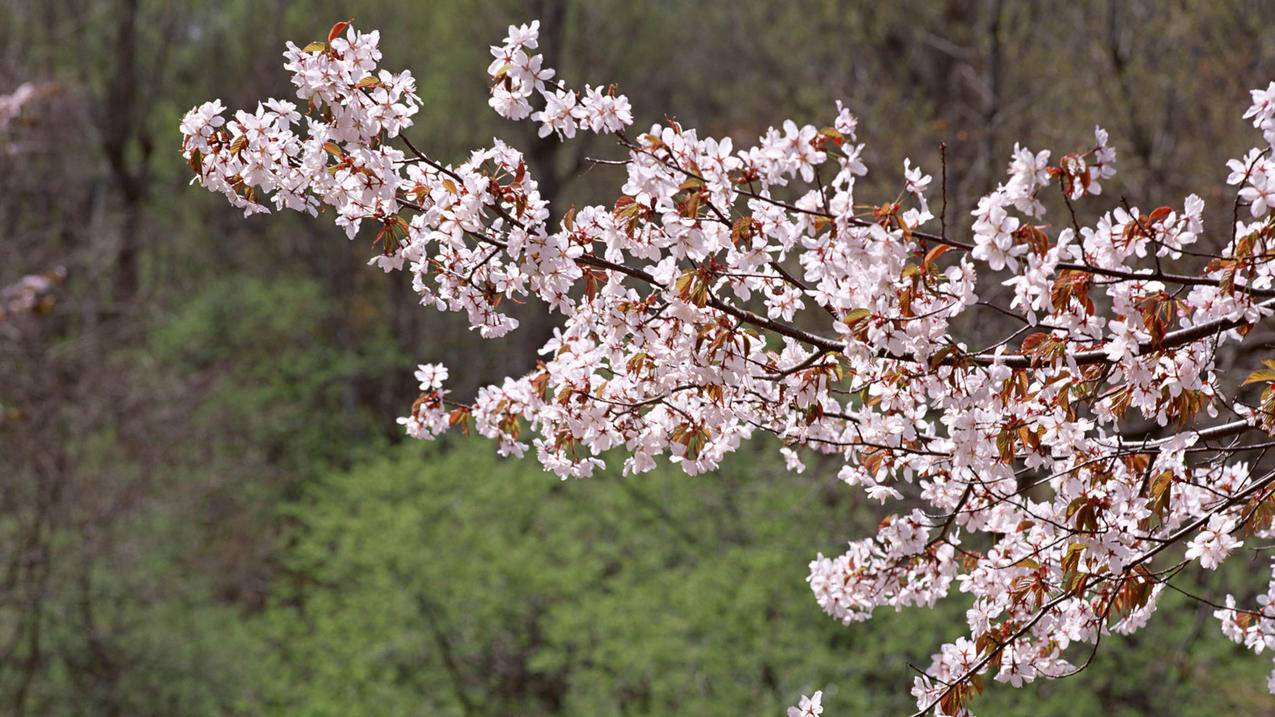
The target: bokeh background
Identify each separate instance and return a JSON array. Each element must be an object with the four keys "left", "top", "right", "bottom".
[{"left": 4, "top": 0, "right": 1275, "bottom": 714}]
